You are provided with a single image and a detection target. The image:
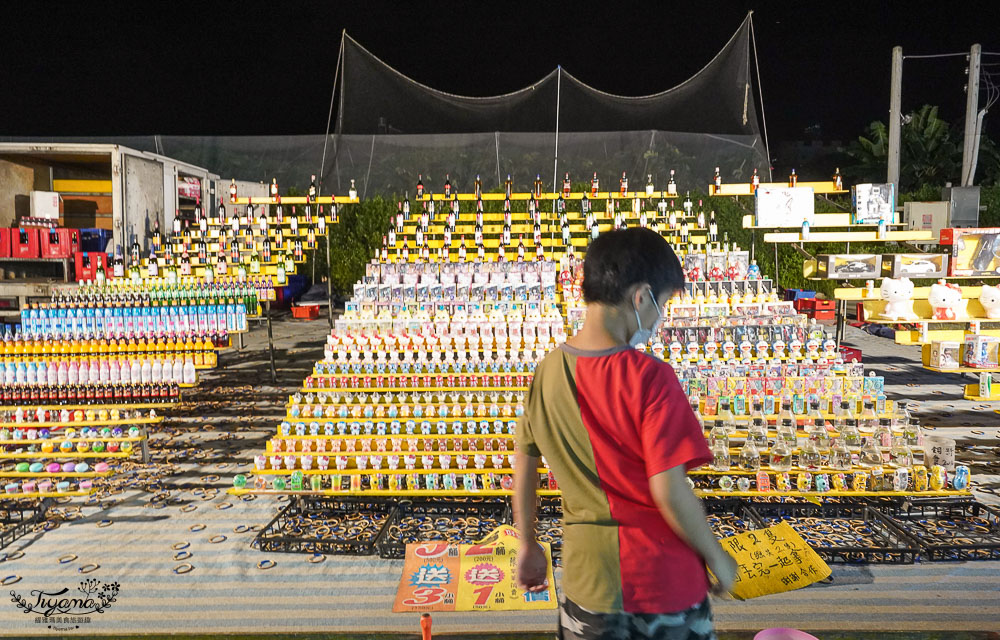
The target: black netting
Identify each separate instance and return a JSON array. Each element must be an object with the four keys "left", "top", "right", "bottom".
[{"left": 0, "top": 13, "right": 767, "bottom": 197}]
